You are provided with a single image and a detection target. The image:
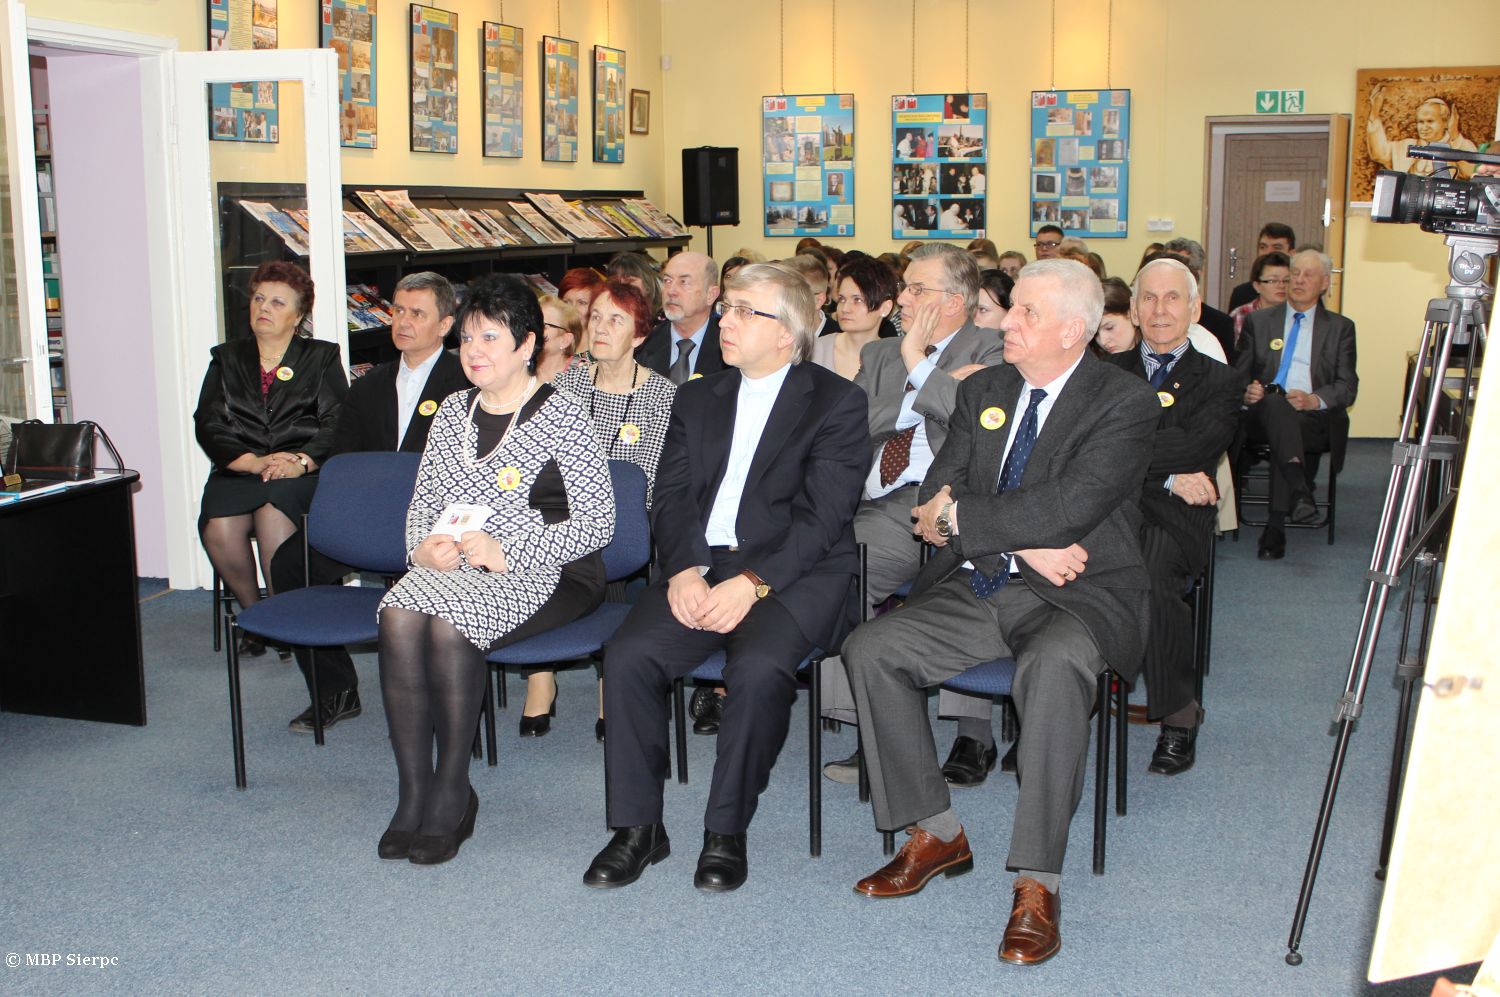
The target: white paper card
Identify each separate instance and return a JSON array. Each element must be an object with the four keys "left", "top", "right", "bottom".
[{"left": 429, "top": 503, "right": 495, "bottom": 539}]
